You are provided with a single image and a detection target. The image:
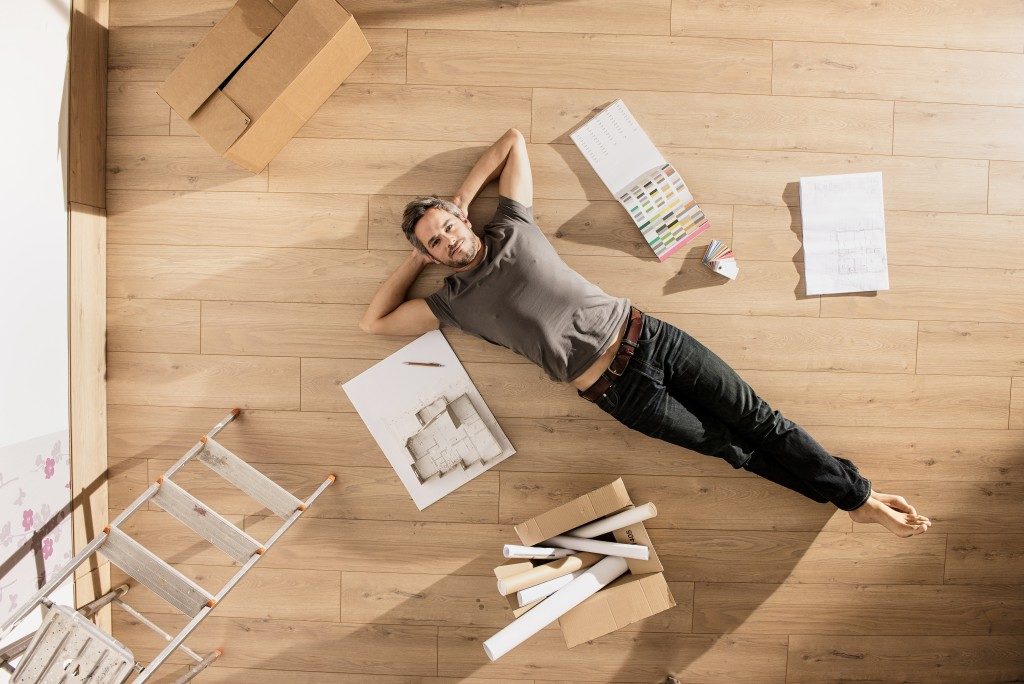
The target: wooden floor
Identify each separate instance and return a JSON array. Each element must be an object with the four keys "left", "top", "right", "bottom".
[{"left": 104, "top": 1, "right": 1024, "bottom": 681}]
